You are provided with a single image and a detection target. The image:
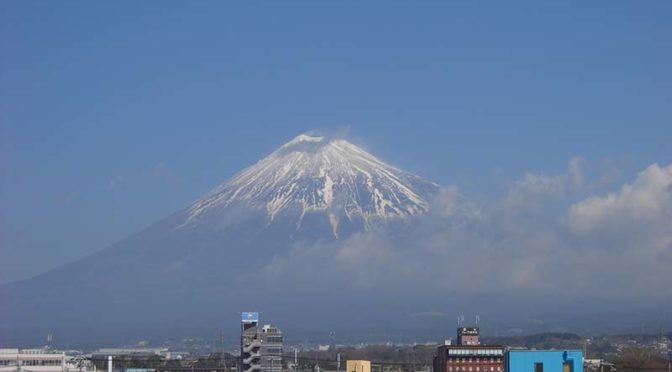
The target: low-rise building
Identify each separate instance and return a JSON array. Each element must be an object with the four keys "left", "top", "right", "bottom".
[
  {"left": 505, "top": 350, "right": 583, "bottom": 372},
  {"left": 346, "top": 360, "right": 371, "bottom": 372},
  {"left": 583, "top": 359, "right": 614, "bottom": 372}
]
